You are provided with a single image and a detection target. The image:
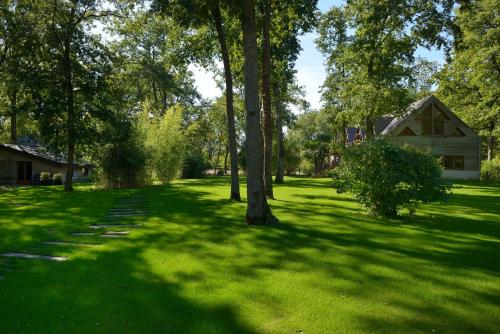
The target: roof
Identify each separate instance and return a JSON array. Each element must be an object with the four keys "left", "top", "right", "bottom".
[
  {"left": 380, "top": 95, "right": 435, "bottom": 135},
  {"left": 0, "top": 143, "right": 94, "bottom": 167}
]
